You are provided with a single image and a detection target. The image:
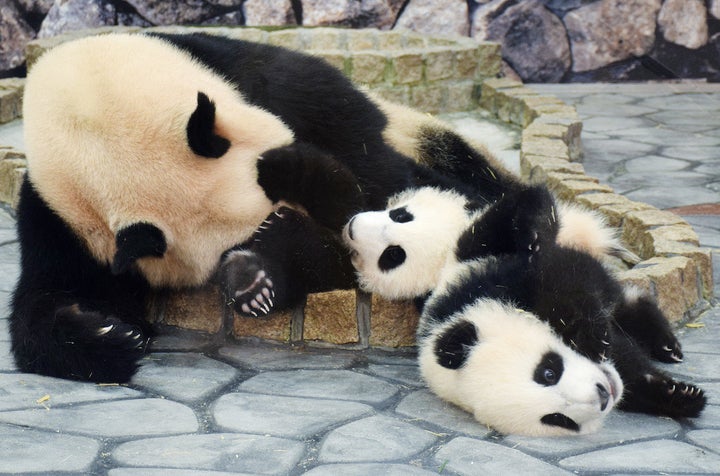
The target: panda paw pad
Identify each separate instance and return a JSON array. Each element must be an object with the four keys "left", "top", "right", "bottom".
[{"left": 220, "top": 250, "right": 276, "bottom": 318}]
